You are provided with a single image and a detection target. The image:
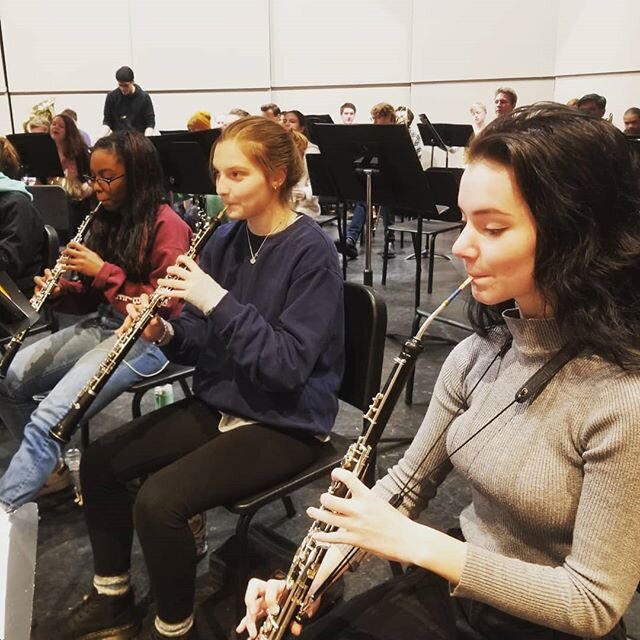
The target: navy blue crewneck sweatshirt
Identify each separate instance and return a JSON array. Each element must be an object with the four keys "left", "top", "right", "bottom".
[{"left": 164, "top": 215, "right": 345, "bottom": 436}]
